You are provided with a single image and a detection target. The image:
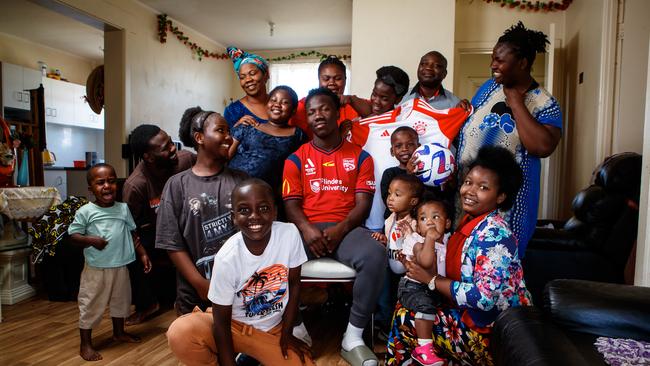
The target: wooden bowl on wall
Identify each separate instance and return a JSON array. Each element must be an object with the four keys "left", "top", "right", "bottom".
[{"left": 85, "top": 65, "right": 104, "bottom": 115}]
